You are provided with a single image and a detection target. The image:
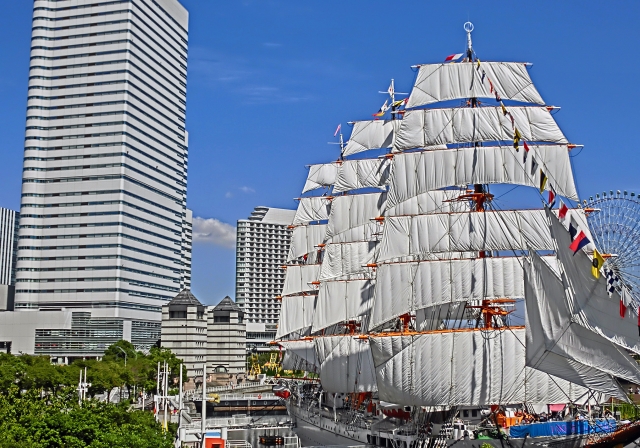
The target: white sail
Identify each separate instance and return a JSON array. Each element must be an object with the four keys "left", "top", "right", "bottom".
[
  {"left": 319, "top": 241, "right": 378, "bottom": 280},
  {"left": 522, "top": 369, "right": 592, "bottom": 405},
  {"left": 288, "top": 224, "right": 328, "bottom": 261},
  {"left": 370, "top": 328, "right": 588, "bottom": 406},
  {"left": 379, "top": 210, "right": 552, "bottom": 262},
  {"left": 292, "top": 197, "right": 331, "bottom": 225},
  {"left": 312, "top": 279, "right": 375, "bottom": 332},
  {"left": 387, "top": 145, "right": 578, "bottom": 207},
  {"left": 385, "top": 189, "right": 469, "bottom": 217},
  {"left": 334, "top": 158, "right": 392, "bottom": 193},
  {"left": 395, "top": 106, "right": 567, "bottom": 151},
  {"left": 281, "top": 264, "right": 321, "bottom": 296},
  {"left": 280, "top": 339, "right": 319, "bottom": 371},
  {"left": 302, "top": 163, "right": 339, "bottom": 193},
  {"left": 326, "top": 192, "right": 386, "bottom": 241},
  {"left": 343, "top": 120, "right": 400, "bottom": 157},
  {"left": 547, "top": 208, "right": 640, "bottom": 355},
  {"left": 524, "top": 250, "right": 635, "bottom": 399},
  {"left": 407, "top": 62, "right": 544, "bottom": 108},
  {"left": 315, "top": 335, "right": 377, "bottom": 393},
  {"left": 369, "top": 257, "right": 528, "bottom": 330},
  {"left": 276, "top": 295, "right": 317, "bottom": 339}
]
